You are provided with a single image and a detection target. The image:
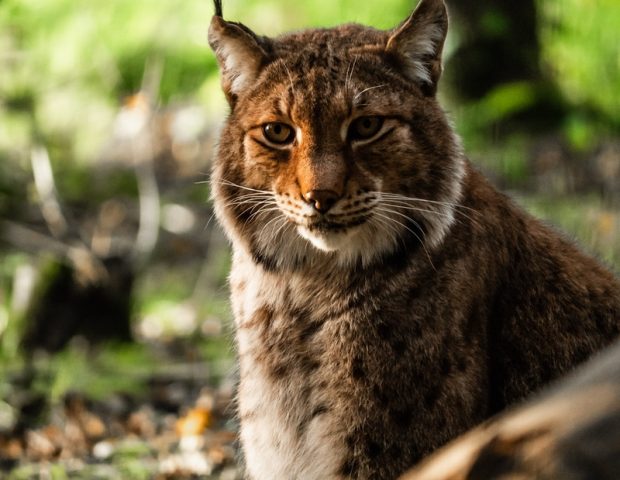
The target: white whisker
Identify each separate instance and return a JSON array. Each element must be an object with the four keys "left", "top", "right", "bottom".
[
  {"left": 371, "top": 213, "right": 406, "bottom": 252},
  {"left": 227, "top": 195, "right": 275, "bottom": 207},
  {"left": 246, "top": 206, "right": 281, "bottom": 226},
  {"left": 373, "top": 191, "right": 480, "bottom": 226},
  {"left": 204, "top": 210, "right": 218, "bottom": 231},
  {"left": 353, "top": 84, "right": 387, "bottom": 103},
  {"left": 279, "top": 59, "right": 297, "bottom": 99},
  {"left": 218, "top": 196, "right": 276, "bottom": 217},
  {"left": 271, "top": 217, "right": 292, "bottom": 242},
  {"left": 214, "top": 179, "right": 272, "bottom": 195},
  {"left": 373, "top": 210, "right": 436, "bottom": 271},
  {"left": 345, "top": 55, "right": 359, "bottom": 94},
  {"left": 257, "top": 212, "right": 286, "bottom": 241},
  {"left": 375, "top": 191, "right": 478, "bottom": 213},
  {"left": 379, "top": 201, "right": 455, "bottom": 220}
]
